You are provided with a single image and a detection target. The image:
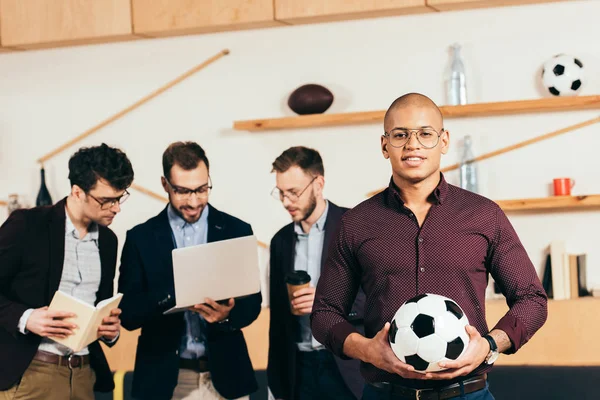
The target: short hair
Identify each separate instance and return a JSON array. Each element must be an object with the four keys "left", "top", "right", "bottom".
[
  {"left": 68, "top": 143, "right": 134, "bottom": 192},
  {"left": 271, "top": 146, "right": 324, "bottom": 177},
  {"left": 162, "top": 141, "right": 210, "bottom": 179}
]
